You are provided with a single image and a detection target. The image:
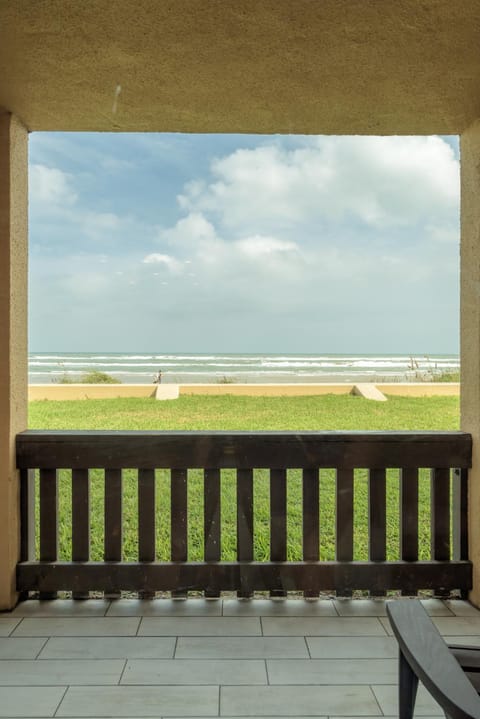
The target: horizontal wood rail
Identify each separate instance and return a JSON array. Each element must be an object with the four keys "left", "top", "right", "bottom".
[{"left": 17, "top": 430, "right": 472, "bottom": 598}]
